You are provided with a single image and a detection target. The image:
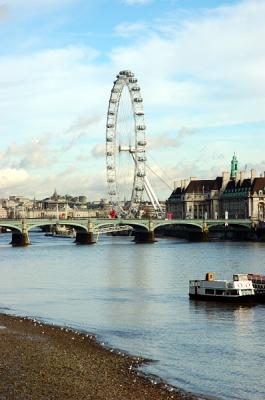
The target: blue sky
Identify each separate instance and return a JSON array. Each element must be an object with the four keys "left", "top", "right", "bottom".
[{"left": 0, "top": 0, "right": 264, "bottom": 199}]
